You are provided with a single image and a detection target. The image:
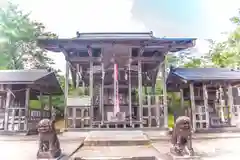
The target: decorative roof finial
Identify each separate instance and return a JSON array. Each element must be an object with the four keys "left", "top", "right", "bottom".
[
  {"left": 150, "top": 31, "right": 153, "bottom": 37},
  {"left": 76, "top": 31, "right": 81, "bottom": 38}
]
